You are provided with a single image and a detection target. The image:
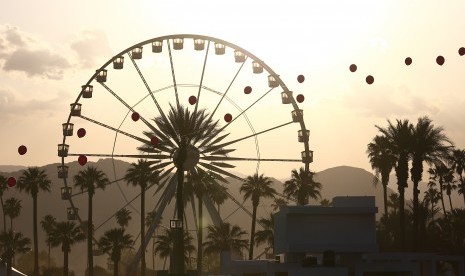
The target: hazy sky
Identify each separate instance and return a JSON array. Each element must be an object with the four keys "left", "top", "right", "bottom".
[{"left": 1, "top": 0, "right": 465, "bottom": 179}]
